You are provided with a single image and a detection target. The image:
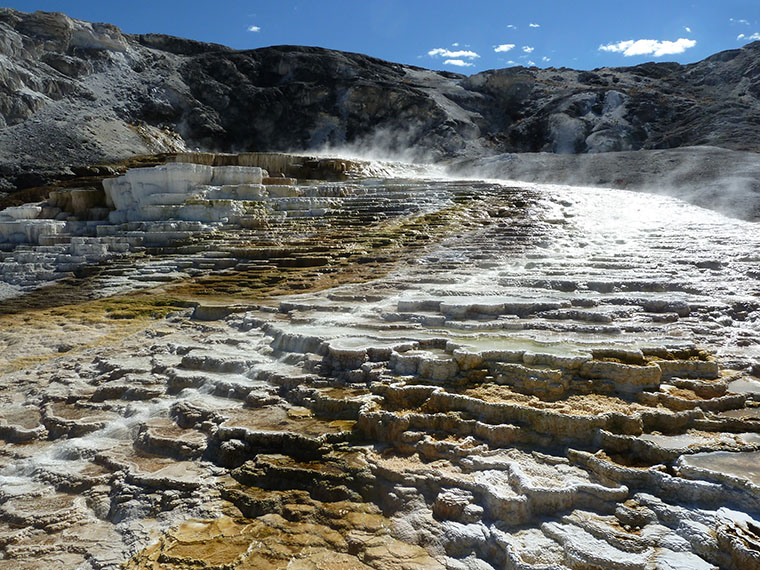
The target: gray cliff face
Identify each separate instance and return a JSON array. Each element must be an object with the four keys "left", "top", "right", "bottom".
[
  {"left": 465, "top": 50, "right": 760, "bottom": 154},
  {"left": 170, "top": 46, "right": 486, "bottom": 160},
  {"left": 2, "top": 7, "right": 760, "bottom": 192}
]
